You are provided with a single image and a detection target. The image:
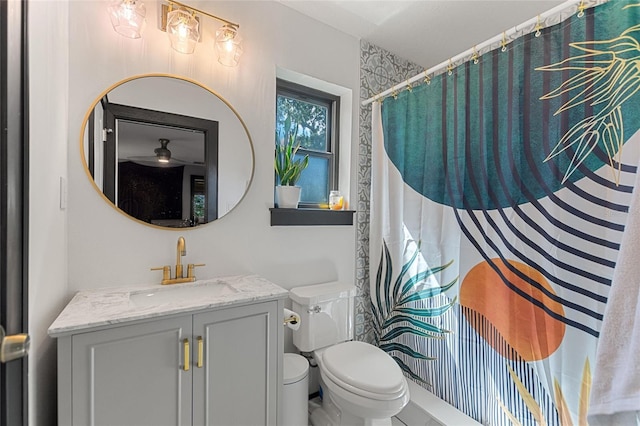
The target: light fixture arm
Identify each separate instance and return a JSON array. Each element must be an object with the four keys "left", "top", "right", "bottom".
[{"left": 167, "top": 0, "right": 239, "bottom": 29}]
